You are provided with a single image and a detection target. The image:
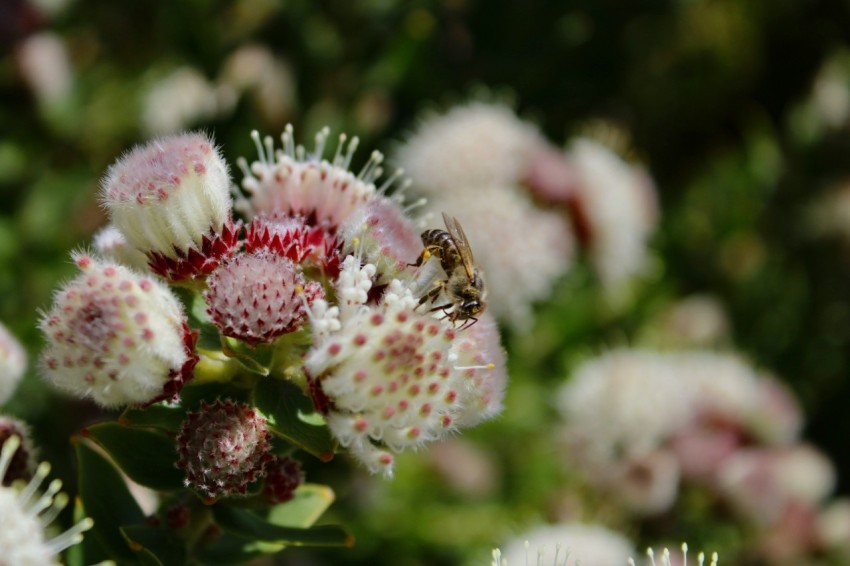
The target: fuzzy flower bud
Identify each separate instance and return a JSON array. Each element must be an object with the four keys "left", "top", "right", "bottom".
[
  {"left": 92, "top": 224, "right": 152, "bottom": 272},
  {"left": 304, "top": 256, "right": 505, "bottom": 477},
  {"left": 176, "top": 399, "right": 273, "bottom": 498},
  {"left": 39, "top": 253, "right": 198, "bottom": 407},
  {"left": 0, "top": 435, "right": 93, "bottom": 565},
  {"left": 0, "top": 322, "right": 26, "bottom": 405},
  {"left": 205, "top": 251, "right": 323, "bottom": 345},
  {"left": 263, "top": 455, "right": 304, "bottom": 504},
  {"left": 100, "top": 132, "right": 239, "bottom": 281},
  {"left": 236, "top": 126, "right": 385, "bottom": 227}
]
